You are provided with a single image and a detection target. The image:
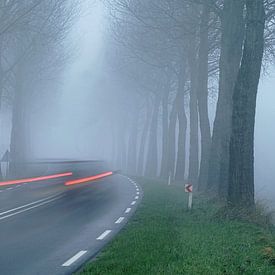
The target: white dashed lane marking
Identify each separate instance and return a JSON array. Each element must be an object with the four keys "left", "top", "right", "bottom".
[
  {"left": 125, "top": 208, "right": 131, "bottom": 214},
  {"left": 62, "top": 250, "right": 87, "bottom": 267},
  {"left": 115, "top": 217, "right": 125, "bottom": 224},
  {"left": 96, "top": 230, "right": 112, "bottom": 241},
  {"left": 0, "top": 196, "right": 62, "bottom": 221},
  {"left": 61, "top": 177, "right": 140, "bottom": 268}
]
